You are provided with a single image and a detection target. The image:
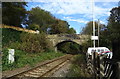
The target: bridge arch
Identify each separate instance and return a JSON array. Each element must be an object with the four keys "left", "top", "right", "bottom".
[
  {"left": 47, "top": 34, "right": 90, "bottom": 52},
  {"left": 55, "top": 40, "right": 81, "bottom": 47},
  {"left": 55, "top": 40, "right": 83, "bottom": 54}
]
